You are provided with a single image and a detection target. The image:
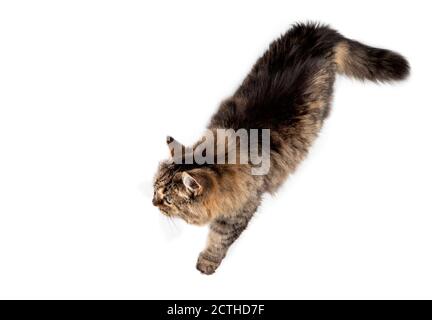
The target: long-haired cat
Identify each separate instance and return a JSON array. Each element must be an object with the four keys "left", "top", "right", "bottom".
[{"left": 152, "top": 22, "right": 409, "bottom": 275}]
